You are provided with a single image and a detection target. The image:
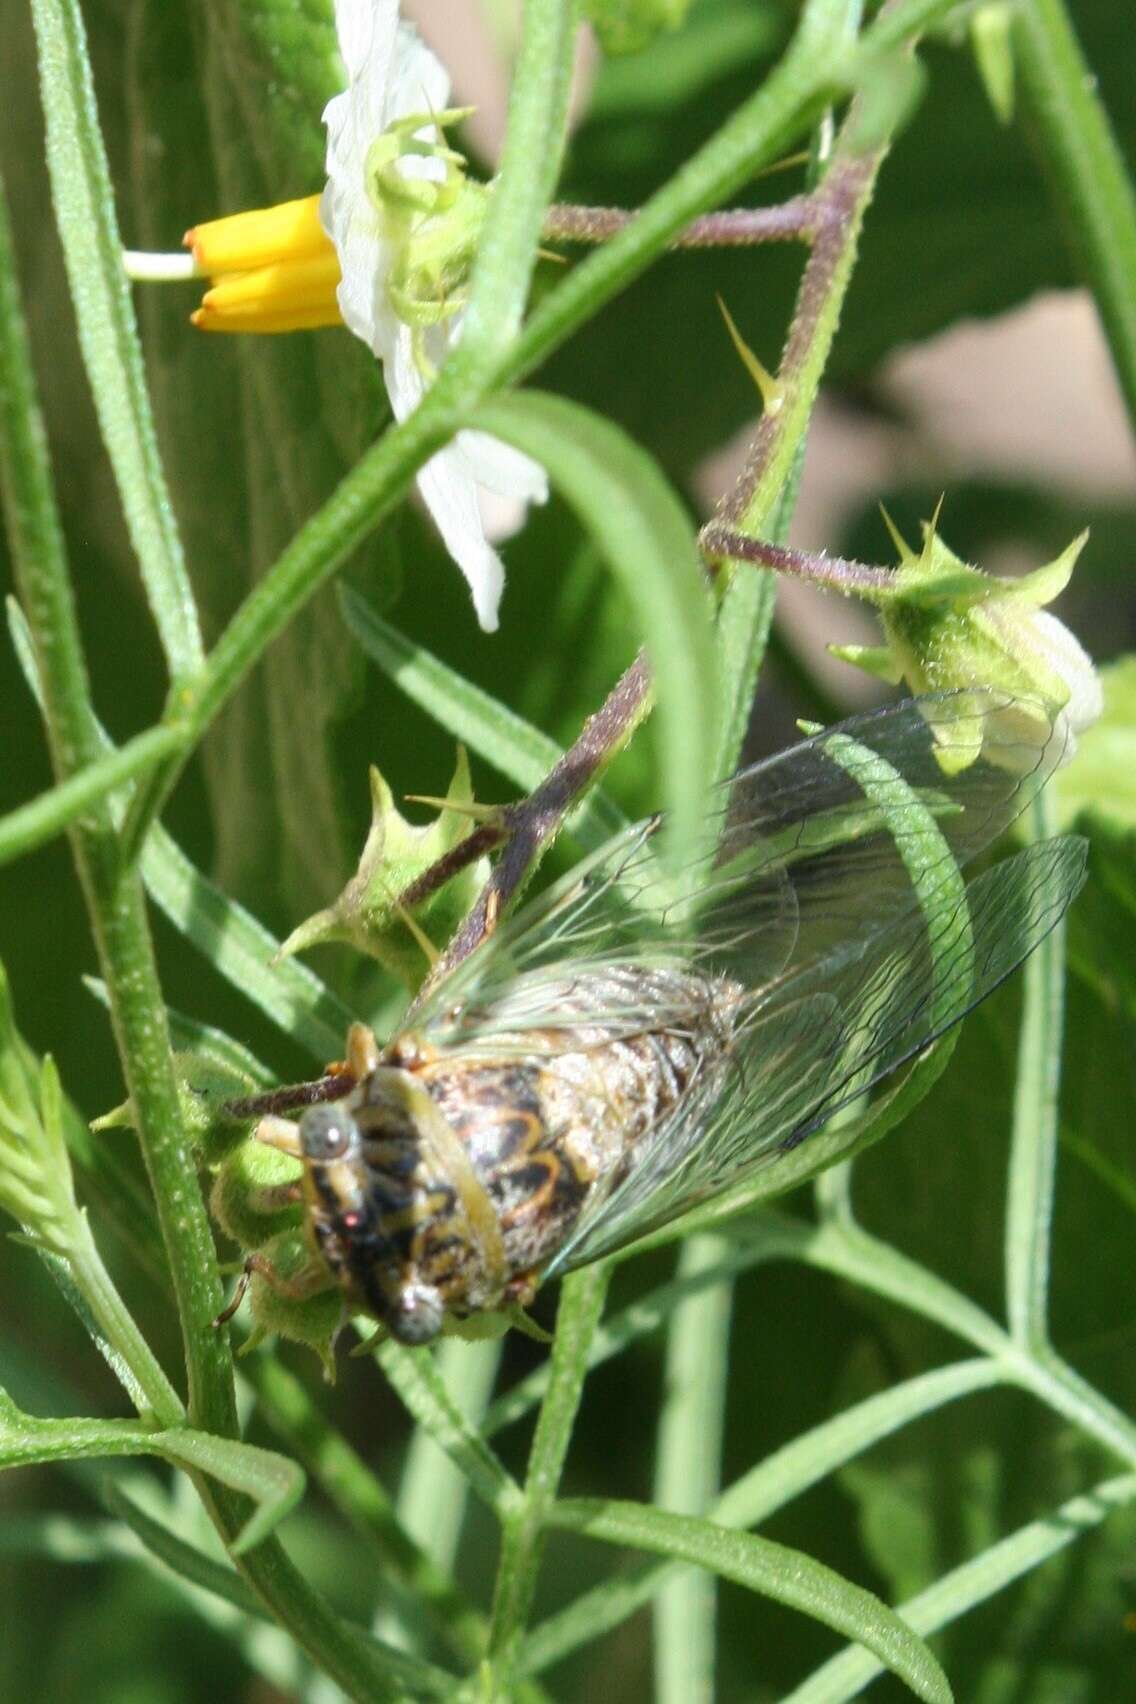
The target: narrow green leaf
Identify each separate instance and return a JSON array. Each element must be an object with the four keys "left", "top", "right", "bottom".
[
  {"left": 0, "top": 1511, "right": 141, "bottom": 1565},
  {"left": 139, "top": 826, "right": 353, "bottom": 1063},
  {"left": 1012, "top": 0, "right": 1136, "bottom": 426},
  {"left": 103, "top": 1478, "right": 458, "bottom": 1698},
  {"left": 338, "top": 584, "right": 629, "bottom": 848},
  {"left": 29, "top": 0, "right": 203, "bottom": 679},
  {"left": 520, "top": 1360, "right": 999, "bottom": 1677},
  {"left": 374, "top": 1336, "right": 523, "bottom": 1519},
  {"left": 545, "top": 1499, "right": 953, "bottom": 1703},
  {"left": 102, "top": 1481, "right": 264, "bottom": 1619},
  {"left": 0, "top": 1398, "right": 304, "bottom": 1555},
  {"left": 784, "top": 1473, "right": 1136, "bottom": 1704},
  {"left": 394, "top": 1336, "right": 503, "bottom": 1576},
  {"left": 240, "top": 1351, "right": 488, "bottom": 1667},
  {"left": 0, "top": 725, "right": 184, "bottom": 869},
  {"left": 470, "top": 391, "right": 719, "bottom": 862},
  {"left": 156, "top": 1430, "right": 305, "bottom": 1555}
]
